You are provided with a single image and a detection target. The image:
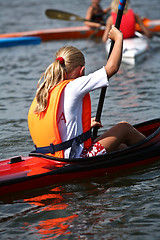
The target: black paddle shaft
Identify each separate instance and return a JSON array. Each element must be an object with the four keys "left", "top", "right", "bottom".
[{"left": 93, "top": 1, "right": 126, "bottom": 139}]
